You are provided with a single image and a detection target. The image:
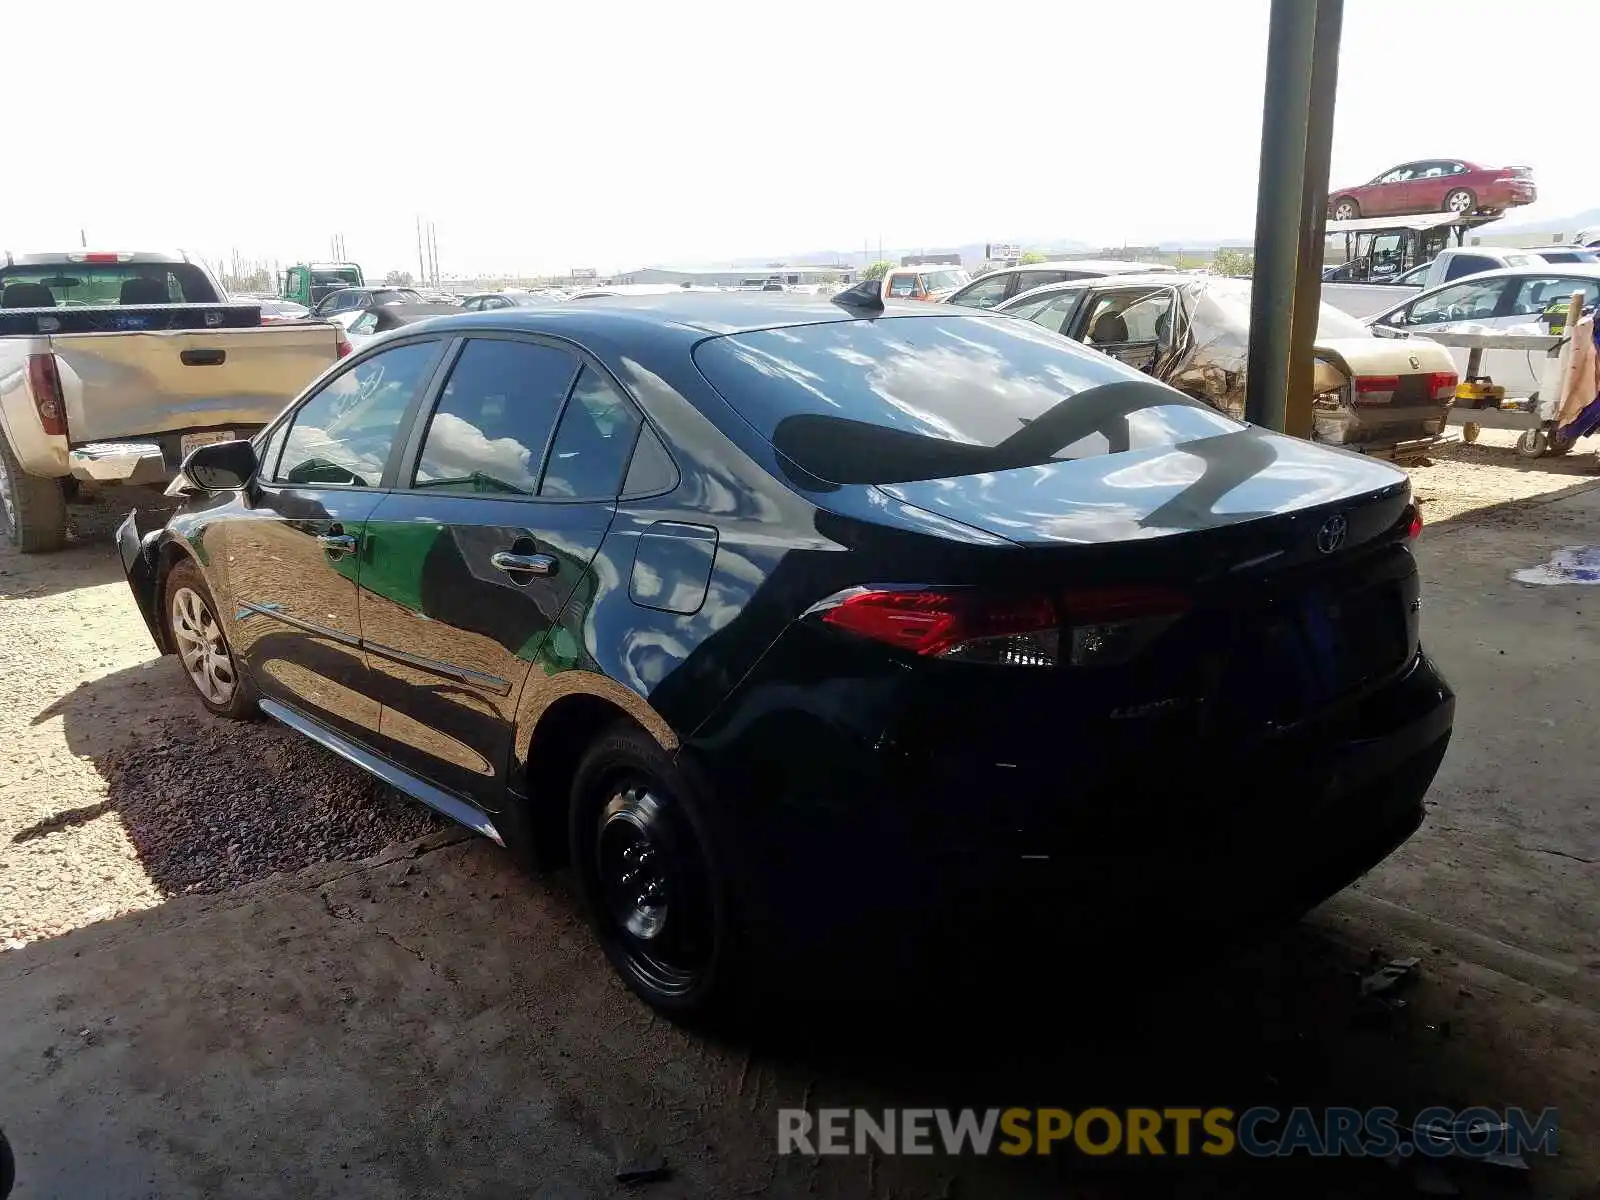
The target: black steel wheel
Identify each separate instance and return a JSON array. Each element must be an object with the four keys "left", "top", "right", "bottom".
[{"left": 570, "top": 726, "right": 736, "bottom": 1020}]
